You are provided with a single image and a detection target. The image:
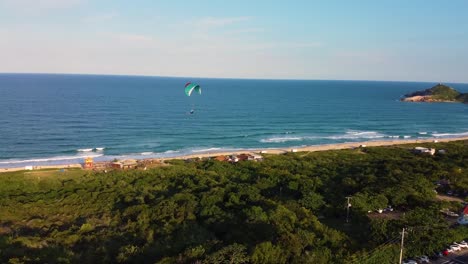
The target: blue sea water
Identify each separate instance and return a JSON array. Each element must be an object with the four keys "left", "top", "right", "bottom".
[{"left": 0, "top": 73, "right": 467, "bottom": 168}]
